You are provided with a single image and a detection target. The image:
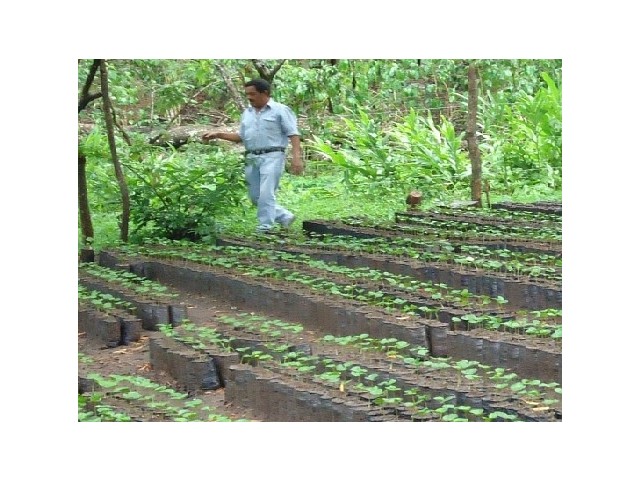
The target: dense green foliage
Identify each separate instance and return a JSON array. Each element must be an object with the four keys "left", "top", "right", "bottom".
[
  {"left": 310, "top": 109, "right": 469, "bottom": 200},
  {"left": 79, "top": 129, "right": 246, "bottom": 243},
  {"left": 125, "top": 142, "right": 245, "bottom": 242},
  {"left": 78, "top": 59, "right": 561, "bottom": 248}
]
